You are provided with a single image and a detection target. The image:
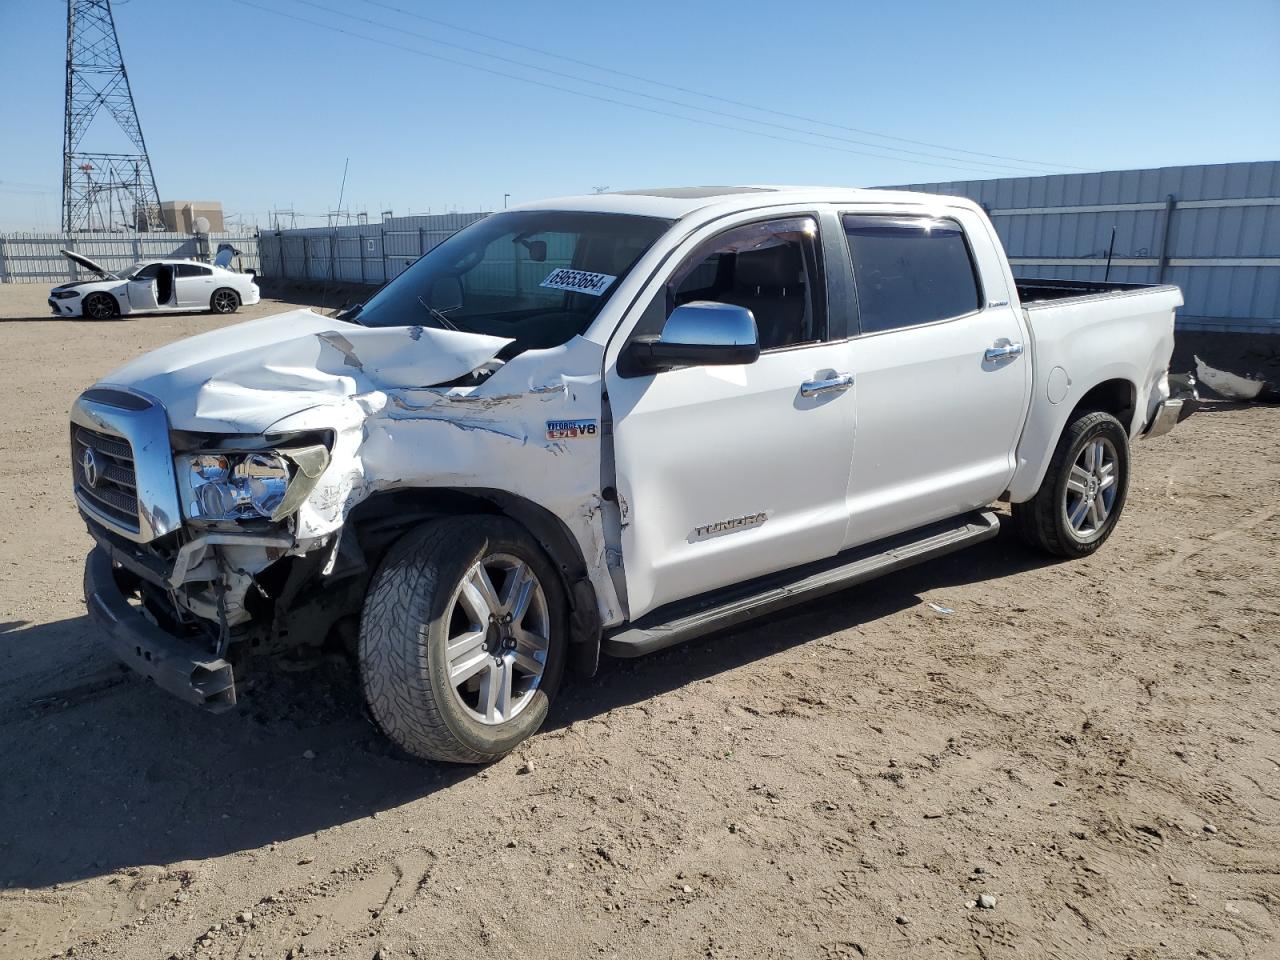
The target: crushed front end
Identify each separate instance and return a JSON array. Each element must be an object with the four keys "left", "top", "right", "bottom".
[{"left": 72, "top": 387, "right": 345, "bottom": 711}]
